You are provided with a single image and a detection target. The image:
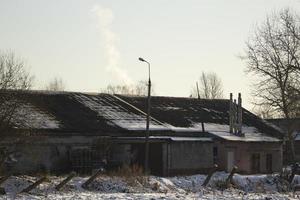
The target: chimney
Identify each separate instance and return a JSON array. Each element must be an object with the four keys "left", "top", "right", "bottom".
[{"left": 229, "top": 93, "right": 233, "bottom": 133}]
